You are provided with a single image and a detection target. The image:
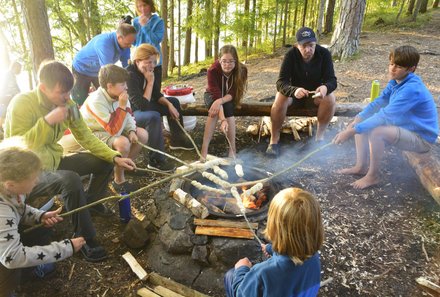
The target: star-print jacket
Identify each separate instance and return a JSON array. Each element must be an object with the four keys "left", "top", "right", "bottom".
[{"left": 0, "top": 194, "right": 74, "bottom": 269}]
